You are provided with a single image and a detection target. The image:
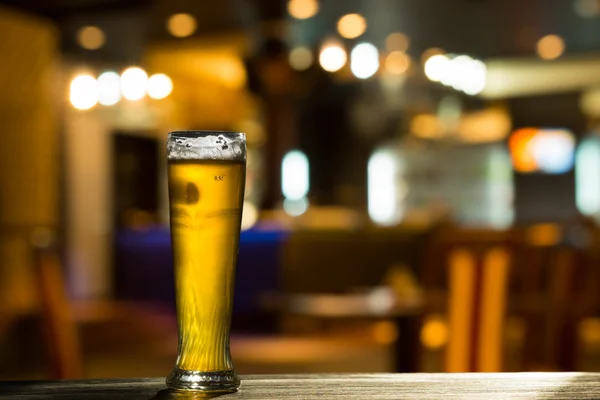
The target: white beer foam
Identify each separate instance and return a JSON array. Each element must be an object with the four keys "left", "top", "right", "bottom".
[{"left": 167, "top": 131, "right": 246, "bottom": 161}]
